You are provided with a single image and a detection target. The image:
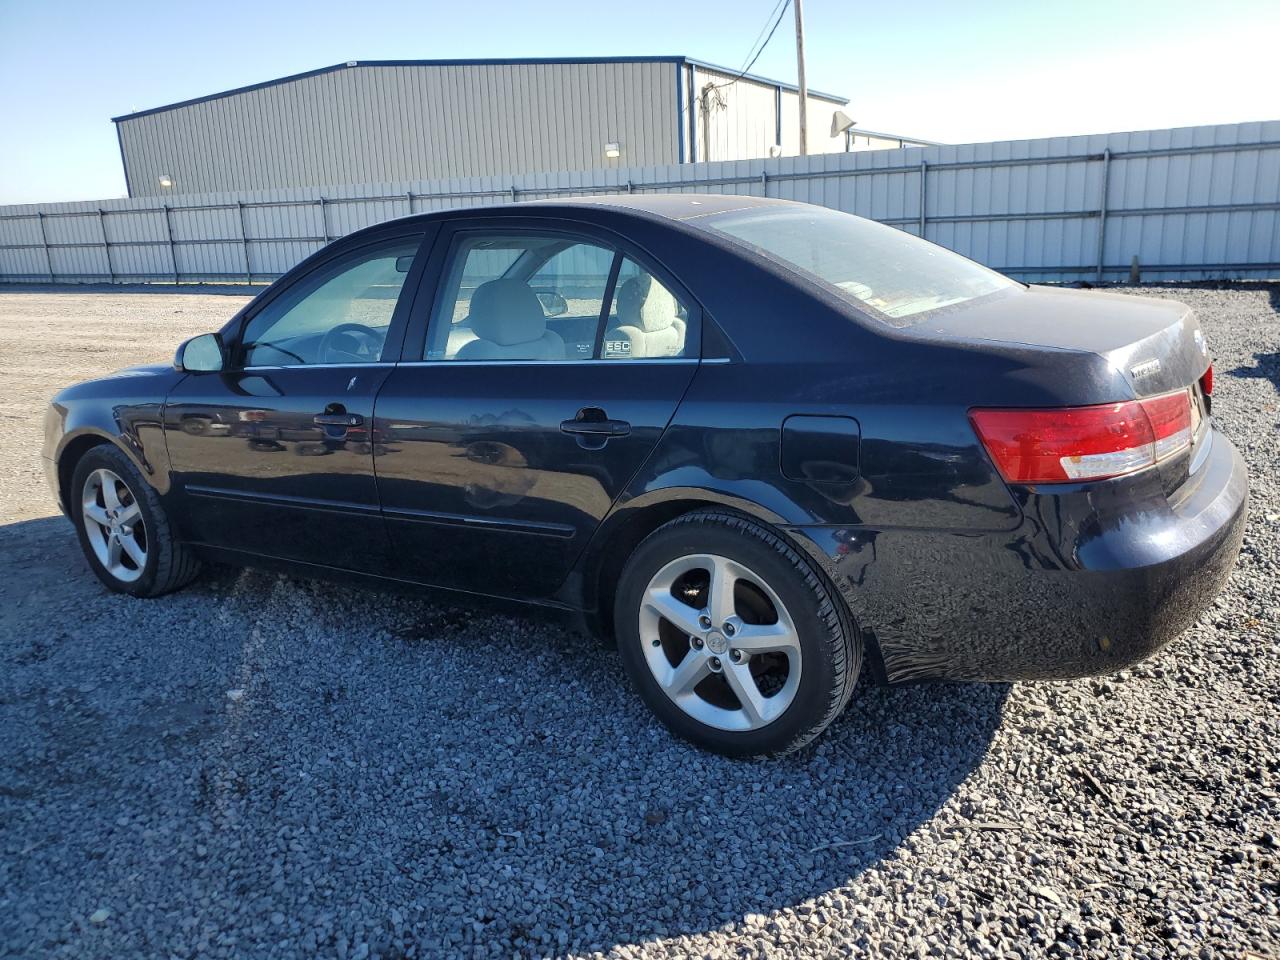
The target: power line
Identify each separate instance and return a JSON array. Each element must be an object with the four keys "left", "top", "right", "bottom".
[
  {"left": 706, "top": 0, "right": 793, "bottom": 93},
  {"left": 739, "top": 0, "right": 788, "bottom": 74},
  {"left": 740, "top": 0, "right": 792, "bottom": 79}
]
